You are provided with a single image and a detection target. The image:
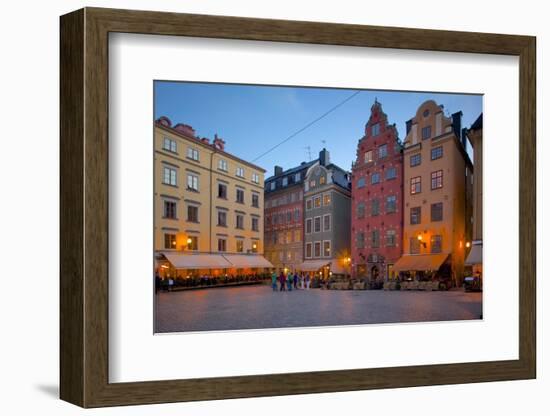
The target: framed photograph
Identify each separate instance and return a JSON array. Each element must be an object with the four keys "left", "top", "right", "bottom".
[{"left": 60, "top": 7, "right": 536, "bottom": 408}]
